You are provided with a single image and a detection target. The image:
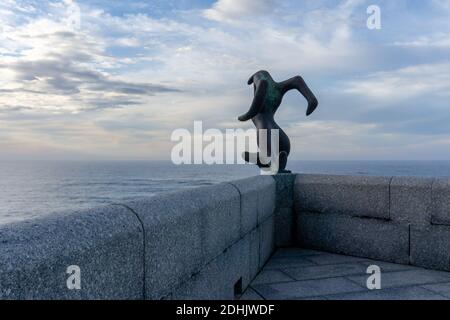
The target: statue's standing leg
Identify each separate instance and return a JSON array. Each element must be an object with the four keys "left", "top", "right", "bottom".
[{"left": 277, "top": 129, "right": 291, "bottom": 173}]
